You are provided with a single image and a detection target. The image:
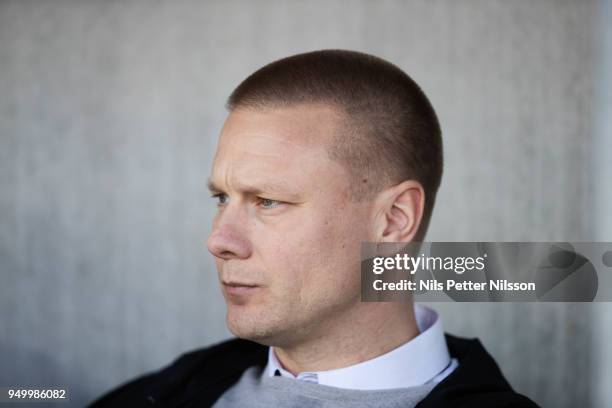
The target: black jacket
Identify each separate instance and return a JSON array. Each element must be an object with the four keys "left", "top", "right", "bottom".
[{"left": 89, "top": 334, "right": 539, "bottom": 407}]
